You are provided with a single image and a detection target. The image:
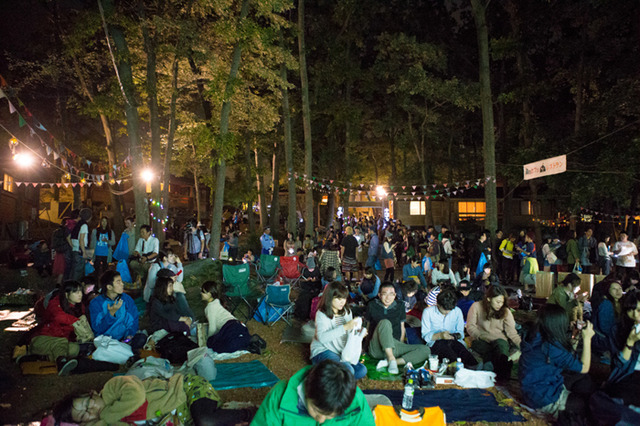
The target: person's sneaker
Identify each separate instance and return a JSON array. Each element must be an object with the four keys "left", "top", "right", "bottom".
[
  {"left": 376, "top": 359, "right": 389, "bottom": 370},
  {"left": 58, "top": 358, "right": 78, "bottom": 376},
  {"left": 388, "top": 360, "right": 399, "bottom": 375}
]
